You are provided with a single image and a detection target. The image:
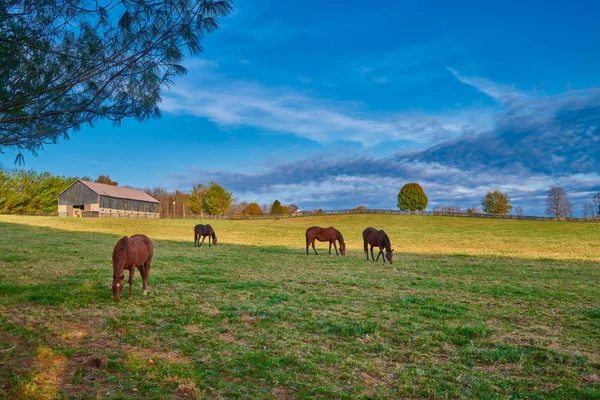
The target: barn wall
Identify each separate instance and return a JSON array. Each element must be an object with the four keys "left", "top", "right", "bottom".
[
  {"left": 58, "top": 182, "right": 99, "bottom": 205},
  {"left": 99, "top": 196, "right": 160, "bottom": 213}
]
